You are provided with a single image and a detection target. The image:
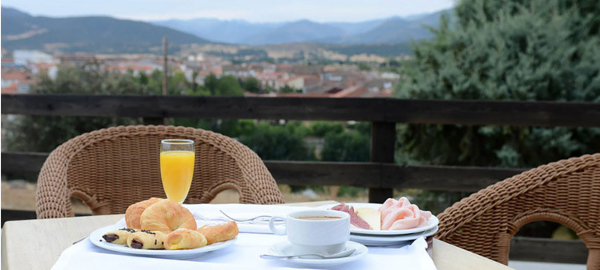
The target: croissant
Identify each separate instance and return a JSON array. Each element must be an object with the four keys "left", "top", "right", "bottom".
[
  {"left": 164, "top": 229, "right": 207, "bottom": 250},
  {"left": 127, "top": 230, "right": 167, "bottom": 249},
  {"left": 102, "top": 228, "right": 137, "bottom": 245},
  {"left": 125, "top": 198, "right": 163, "bottom": 230},
  {"left": 140, "top": 199, "right": 197, "bottom": 234},
  {"left": 196, "top": 221, "right": 239, "bottom": 245}
]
